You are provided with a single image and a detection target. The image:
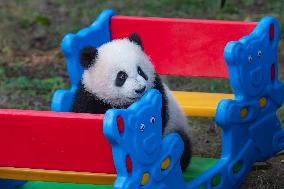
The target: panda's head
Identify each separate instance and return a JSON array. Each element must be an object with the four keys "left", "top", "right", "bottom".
[{"left": 80, "top": 33, "right": 156, "bottom": 107}]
